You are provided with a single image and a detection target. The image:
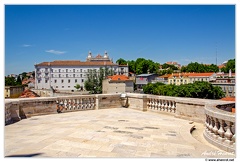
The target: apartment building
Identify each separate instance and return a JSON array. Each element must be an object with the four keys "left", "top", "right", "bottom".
[
  {"left": 168, "top": 72, "right": 216, "bottom": 85},
  {"left": 34, "top": 51, "right": 128, "bottom": 91}
]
